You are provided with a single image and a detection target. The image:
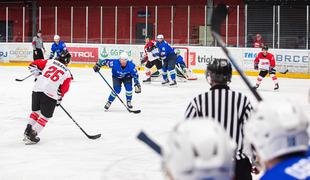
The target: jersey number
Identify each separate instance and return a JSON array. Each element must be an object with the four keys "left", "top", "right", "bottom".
[{"left": 43, "top": 66, "right": 64, "bottom": 82}]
